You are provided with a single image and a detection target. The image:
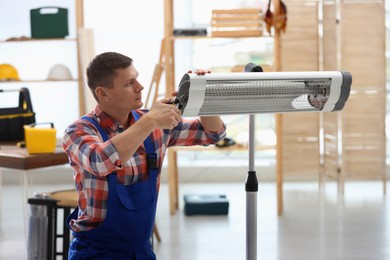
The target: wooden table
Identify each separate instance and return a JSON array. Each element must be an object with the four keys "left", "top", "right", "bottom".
[
  {"left": 0, "top": 143, "right": 69, "bottom": 239},
  {"left": 167, "top": 144, "right": 280, "bottom": 215},
  {"left": 0, "top": 144, "right": 68, "bottom": 170}
]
